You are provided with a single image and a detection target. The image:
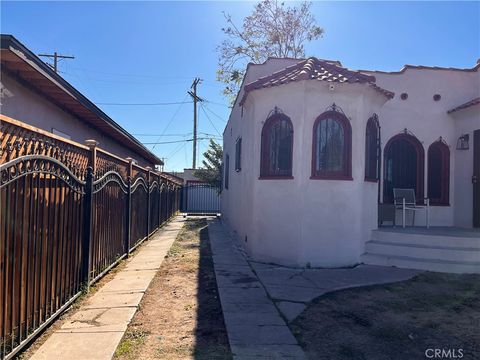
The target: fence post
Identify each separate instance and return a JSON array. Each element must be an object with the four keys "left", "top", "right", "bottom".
[
  {"left": 146, "top": 168, "right": 151, "bottom": 239},
  {"left": 82, "top": 140, "right": 98, "bottom": 292},
  {"left": 82, "top": 167, "right": 93, "bottom": 291},
  {"left": 125, "top": 158, "right": 134, "bottom": 257},
  {"left": 85, "top": 139, "right": 98, "bottom": 176}
]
